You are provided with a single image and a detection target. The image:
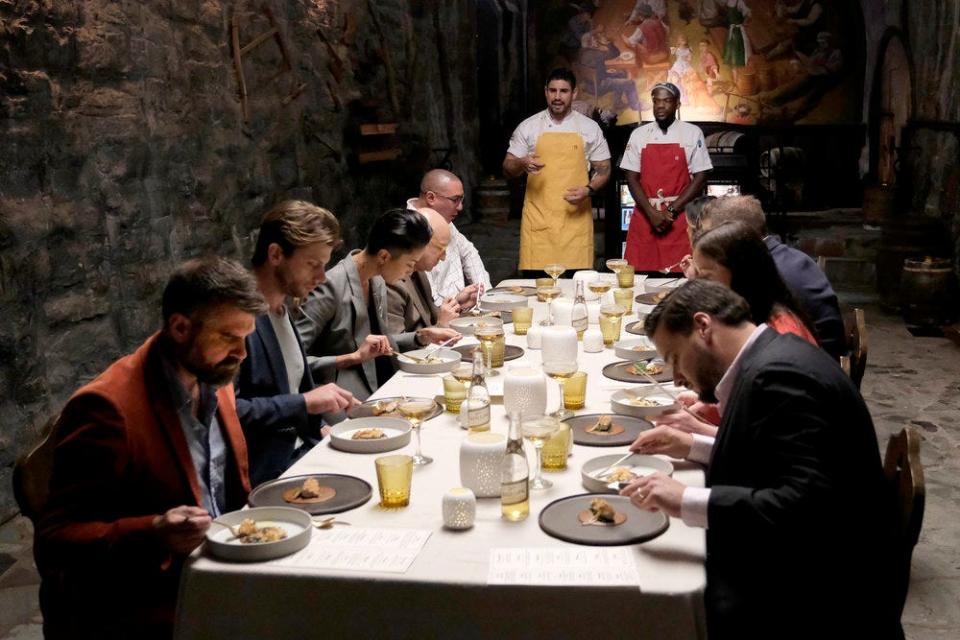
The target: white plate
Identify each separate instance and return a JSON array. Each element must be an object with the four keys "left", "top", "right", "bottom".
[
  {"left": 580, "top": 454, "right": 674, "bottom": 493},
  {"left": 396, "top": 347, "right": 461, "bottom": 374},
  {"left": 206, "top": 506, "right": 311, "bottom": 562},
  {"left": 614, "top": 337, "right": 658, "bottom": 360},
  {"left": 611, "top": 388, "right": 678, "bottom": 418},
  {"left": 479, "top": 293, "right": 527, "bottom": 312},
  {"left": 328, "top": 417, "right": 412, "bottom": 453}
]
